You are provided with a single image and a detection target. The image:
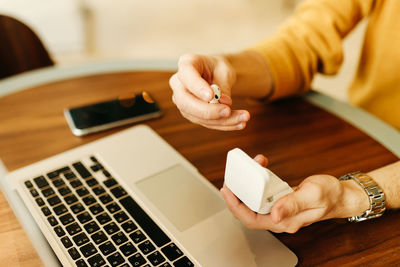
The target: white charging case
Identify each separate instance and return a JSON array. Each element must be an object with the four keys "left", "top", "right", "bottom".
[{"left": 224, "top": 148, "right": 293, "bottom": 214}]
